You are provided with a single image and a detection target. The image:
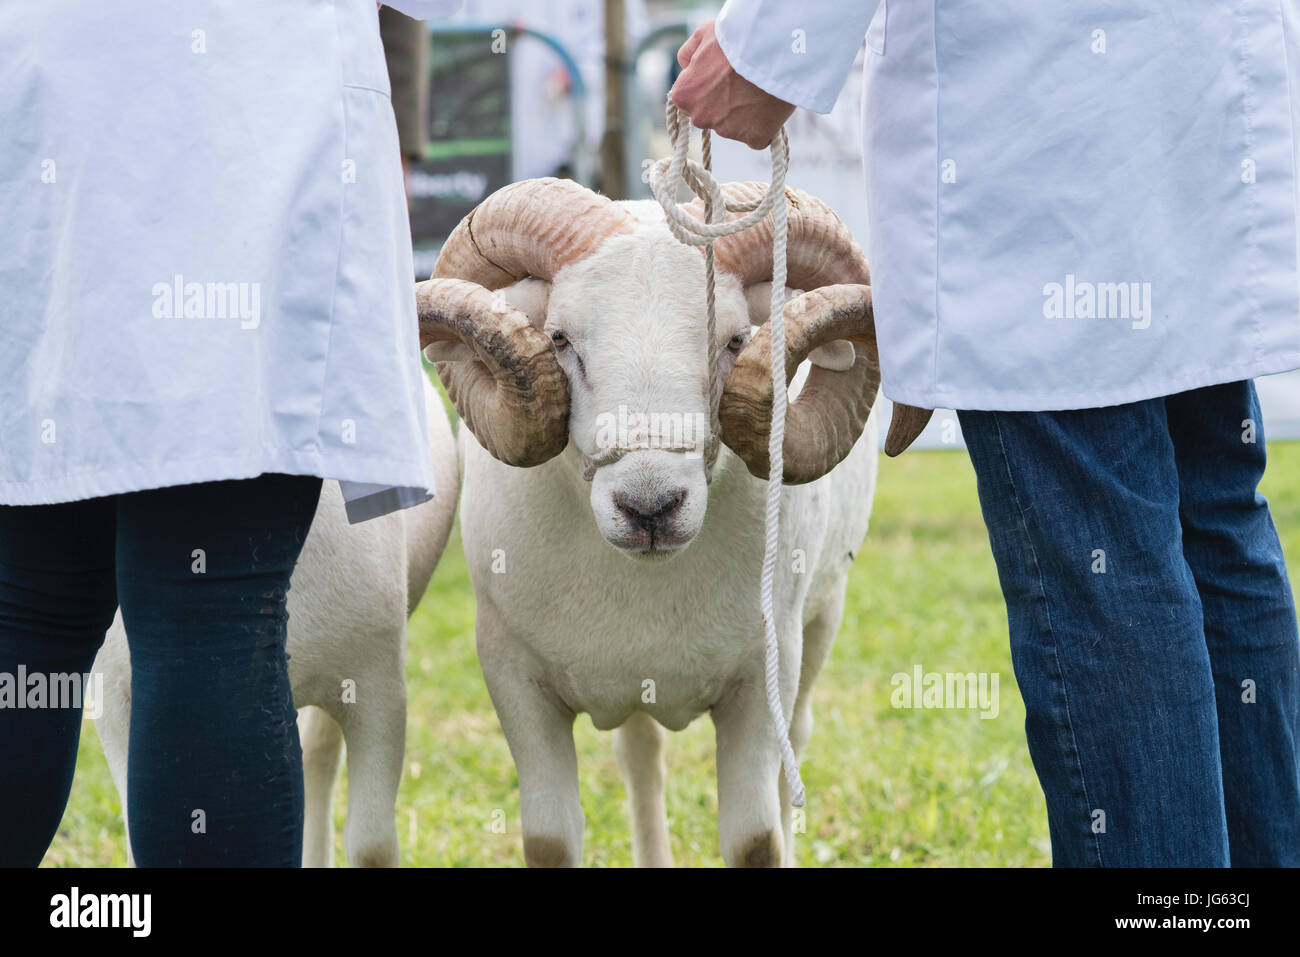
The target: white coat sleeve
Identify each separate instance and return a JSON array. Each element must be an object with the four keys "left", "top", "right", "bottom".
[
  {"left": 381, "top": 0, "right": 464, "bottom": 19},
  {"left": 713, "top": 0, "right": 879, "bottom": 114}
]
